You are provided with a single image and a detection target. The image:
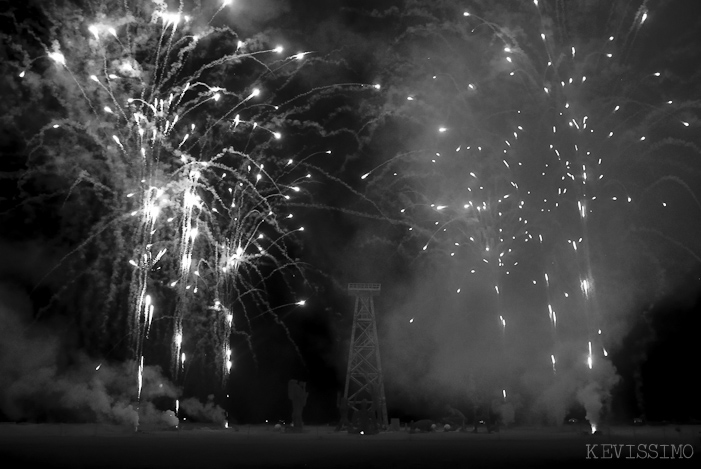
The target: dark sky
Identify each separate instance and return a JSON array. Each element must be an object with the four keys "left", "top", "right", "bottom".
[{"left": 1, "top": 0, "right": 700, "bottom": 427}]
